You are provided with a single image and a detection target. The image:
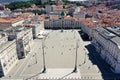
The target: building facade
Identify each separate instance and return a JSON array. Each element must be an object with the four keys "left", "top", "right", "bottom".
[
  {"left": 92, "top": 27, "right": 120, "bottom": 73},
  {"left": 0, "top": 32, "right": 8, "bottom": 45},
  {"left": 15, "top": 27, "right": 34, "bottom": 59},
  {"left": 0, "top": 17, "right": 24, "bottom": 27},
  {"left": 0, "top": 40, "right": 18, "bottom": 76},
  {"left": 7, "top": 26, "right": 34, "bottom": 59},
  {"left": 45, "top": 5, "right": 53, "bottom": 14},
  {"left": 24, "top": 17, "right": 44, "bottom": 38},
  {"left": 45, "top": 18, "right": 81, "bottom": 29}
]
